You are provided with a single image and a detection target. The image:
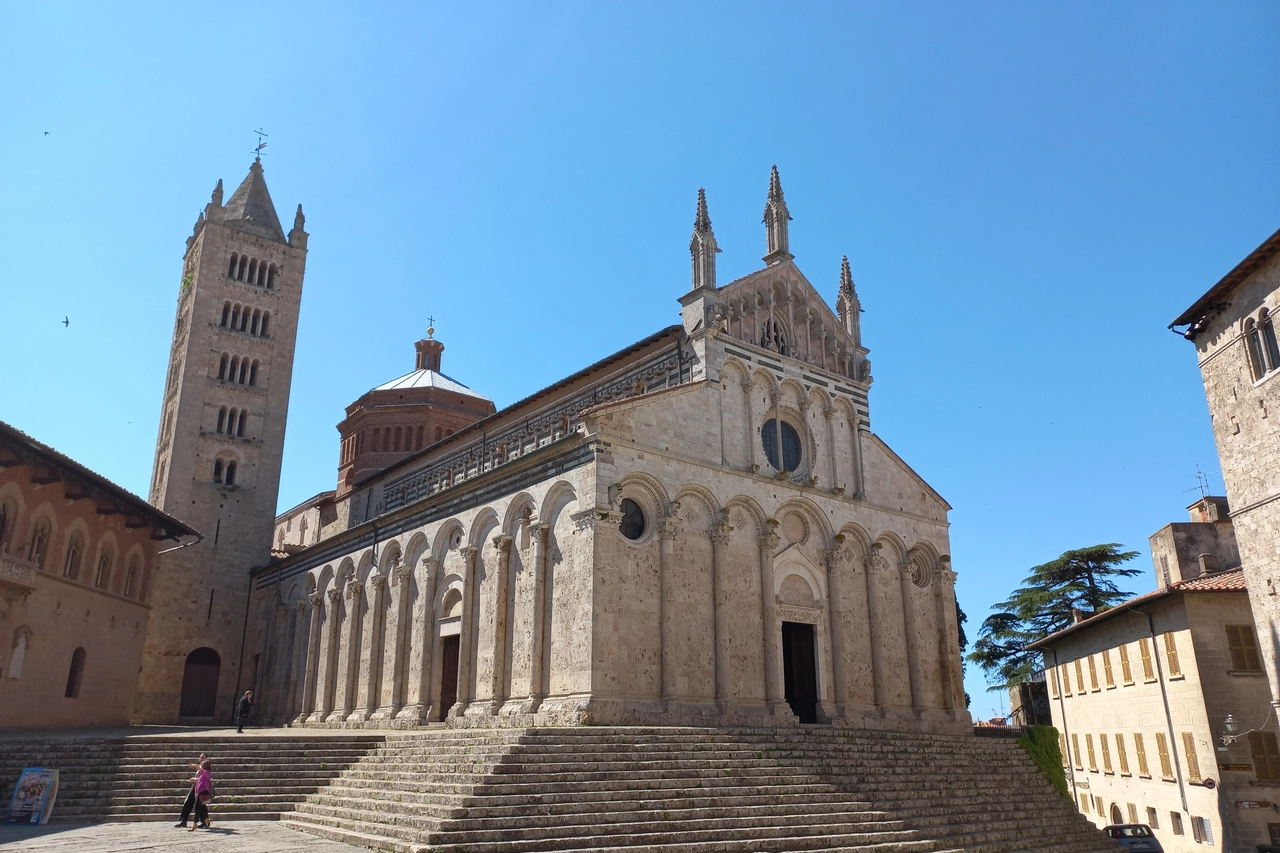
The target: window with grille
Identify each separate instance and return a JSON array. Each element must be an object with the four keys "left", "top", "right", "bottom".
[
  {"left": 1191, "top": 815, "right": 1213, "bottom": 844},
  {"left": 1102, "top": 649, "right": 1115, "bottom": 687},
  {"left": 1163, "top": 633, "right": 1182, "bottom": 677},
  {"left": 1140, "top": 638, "right": 1155, "bottom": 681},
  {"left": 1227, "top": 625, "right": 1262, "bottom": 671},
  {"left": 1182, "top": 732, "right": 1201, "bottom": 783},
  {"left": 1172, "top": 813, "right": 1184, "bottom": 835},
  {"left": 1087, "top": 734, "right": 1097, "bottom": 771},
  {"left": 1101, "top": 734, "right": 1113, "bottom": 773},
  {"left": 1116, "top": 733, "right": 1130, "bottom": 775},
  {"left": 1135, "top": 733, "right": 1150, "bottom": 777},
  {"left": 1088, "top": 656, "right": 1100, "bottom": 691},
  {"left": 1156, "top": 732, "right": 1174, "bottom": 779},
  {"left": 1119, "top": 643, "right": 1133, "bottom": 684},
  {"left": 1249, "top": 732, "right": 1280, "bottom": 781}
]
